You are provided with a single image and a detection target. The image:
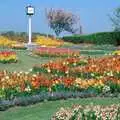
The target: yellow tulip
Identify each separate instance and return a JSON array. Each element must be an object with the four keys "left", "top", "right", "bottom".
[{"left": 35, "top": 36, "right": 63, "bottom": 47}]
